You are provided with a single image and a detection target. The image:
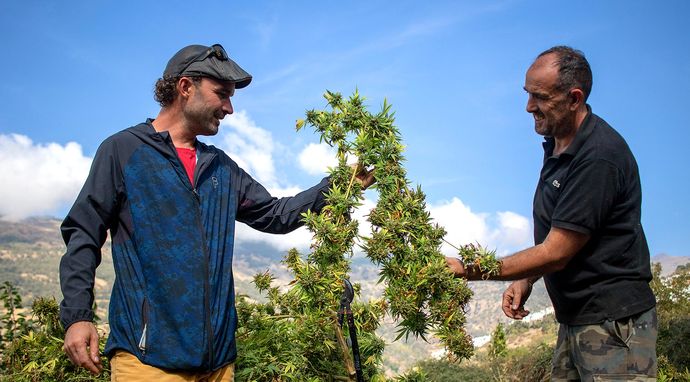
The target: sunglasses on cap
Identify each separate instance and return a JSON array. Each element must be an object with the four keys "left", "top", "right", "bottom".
[{"left": 178, "top": 44, "right": 230, "bottom": 74}]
